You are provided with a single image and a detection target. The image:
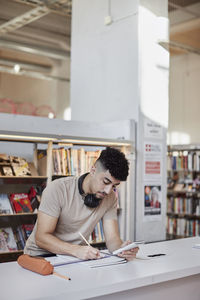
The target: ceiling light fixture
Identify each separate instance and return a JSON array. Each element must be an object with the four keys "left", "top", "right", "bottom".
[
  {"left": 0, "top": 65, "right": 70, "bottom": 82},
  {"left": 0, "top": 39, "right": 69, "bottom": 60},
  {"left": 13, "top": 64, "right": 21, "bottom": 73},
  {"left": 0, "top": 58, "right": 51, "bottom": 73}
]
